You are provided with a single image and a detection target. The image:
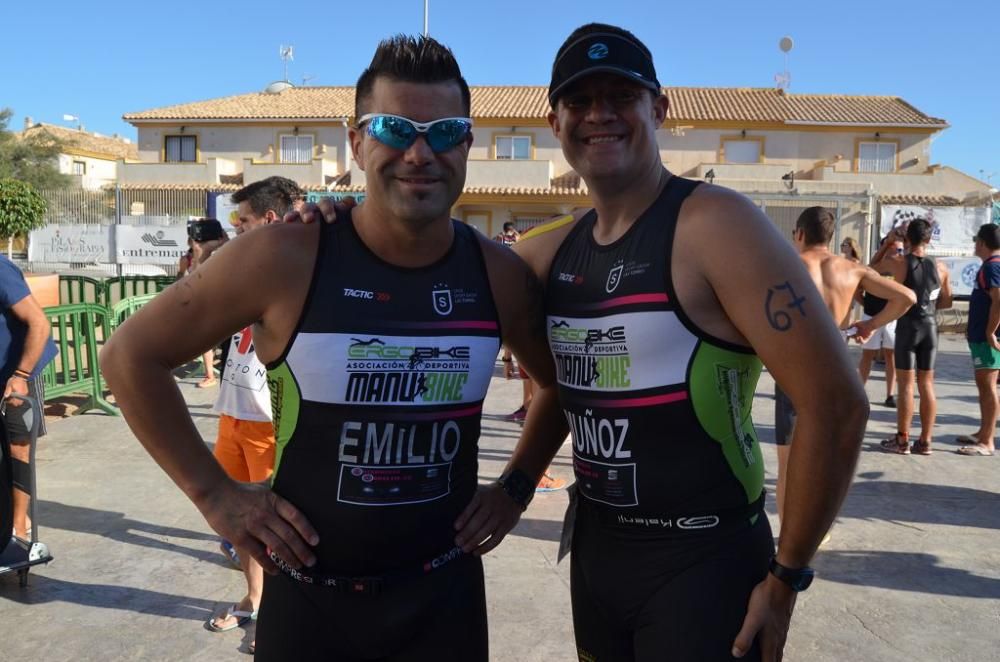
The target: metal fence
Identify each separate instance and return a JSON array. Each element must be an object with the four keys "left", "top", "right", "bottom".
[
  {"left": 749, "top": 192, "right": 875, "bottom": 259},
  {"left": 36, "top": 187, "right": 210, "bottom": 227},
  {"left": 21, "top": 186, "right": 214, "bottom": 276}
]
